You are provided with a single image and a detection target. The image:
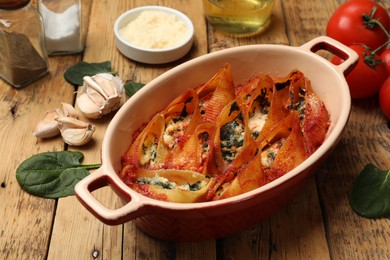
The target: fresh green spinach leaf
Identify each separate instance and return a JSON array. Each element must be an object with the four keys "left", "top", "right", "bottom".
[
  {"left": 350, "top": 164, "right": 390, "bottom": 218},
  {"left": 64, "top": 61, "right": 116, "bottom": 86},
  {"left": 16, "top": 151, "right": 101, "bottom": 199},
  {"left": 124, "top": 80, "right": 145, "bottom": 97}
]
